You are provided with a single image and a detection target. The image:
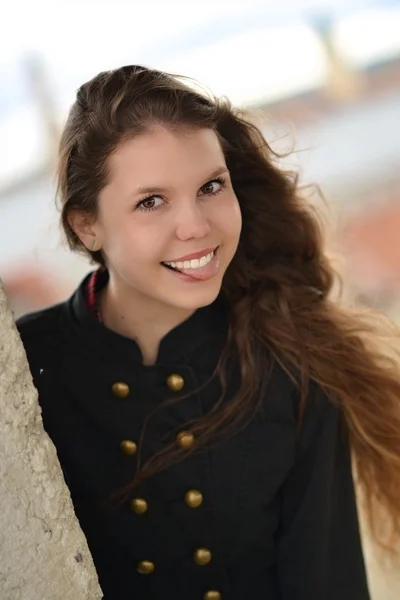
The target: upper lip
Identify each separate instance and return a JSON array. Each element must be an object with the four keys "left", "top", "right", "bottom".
[{"left": 163, "top": 247, "right": 218, "bottom": 263}]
